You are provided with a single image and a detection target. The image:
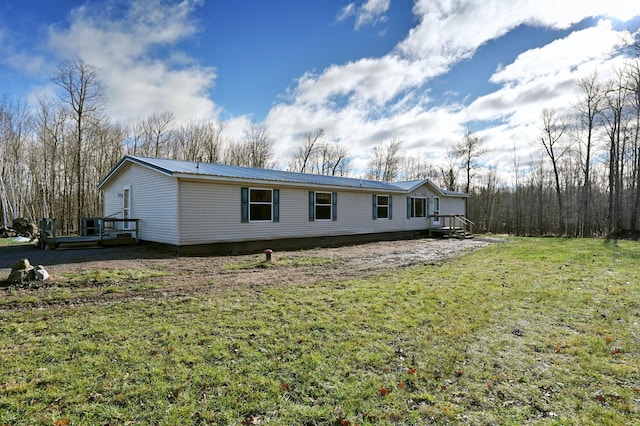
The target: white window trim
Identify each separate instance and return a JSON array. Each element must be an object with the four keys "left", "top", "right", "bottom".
[
  {"left": 314, "top": 191, "right": 333, "bottom": 221},
  {"left": 432, "top": 196, "right": 440, "bottom": 224},
  {"left": 410, "top": 197, "right": 427, "bottom": 218},
  {"left": 249, "top": 187, "right": 273, "bottom": 222},
  {"left": 377, "top": 194, "right": 390, "bottom": 219},
  {"left": 122, "top": 185, "right": 131, "bottom": 230}
]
